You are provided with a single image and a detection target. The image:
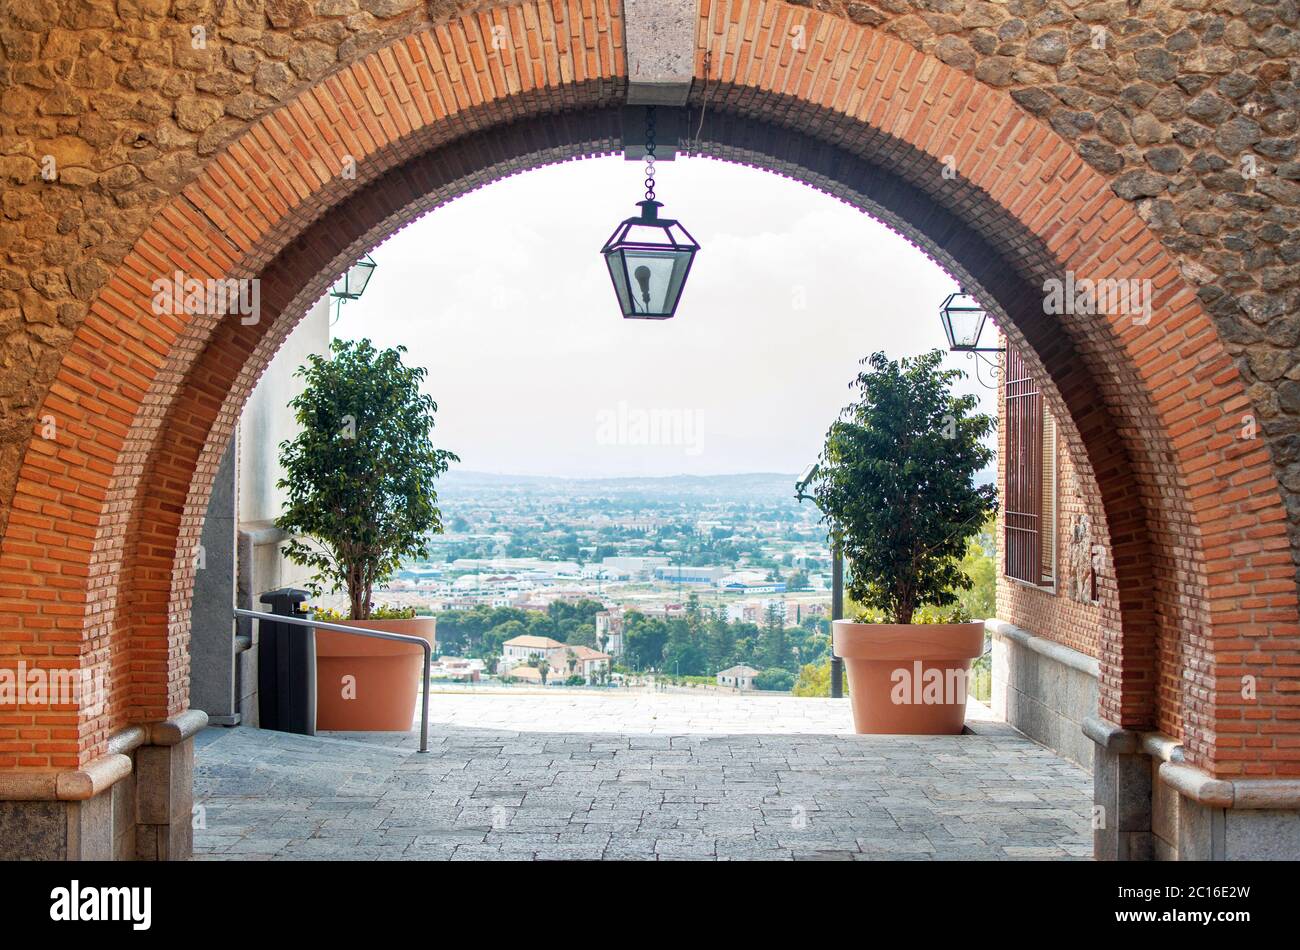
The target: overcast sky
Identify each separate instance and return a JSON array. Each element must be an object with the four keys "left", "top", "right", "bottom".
[{"left": 330, "top": 155, "right": 997, "bottom": 478}]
